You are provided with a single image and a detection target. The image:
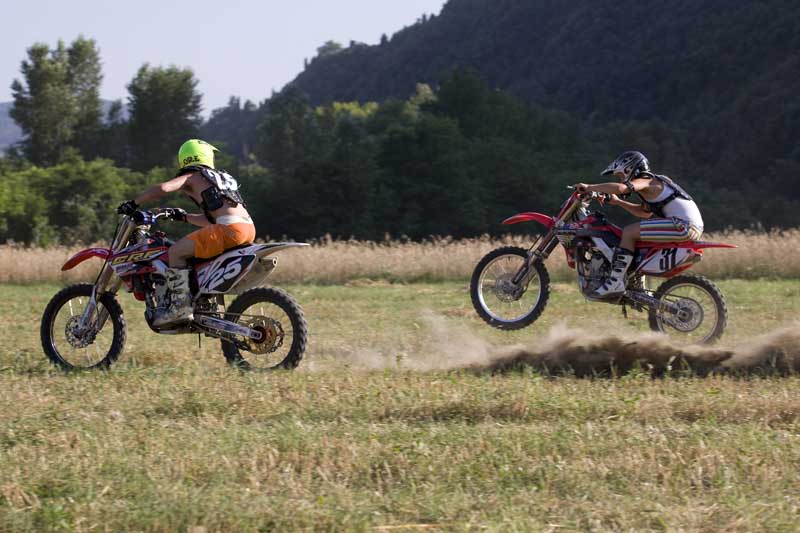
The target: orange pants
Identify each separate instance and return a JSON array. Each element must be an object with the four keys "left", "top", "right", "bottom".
[{"left": 186, "top": 223, "right": 256, "bottom": 259}]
